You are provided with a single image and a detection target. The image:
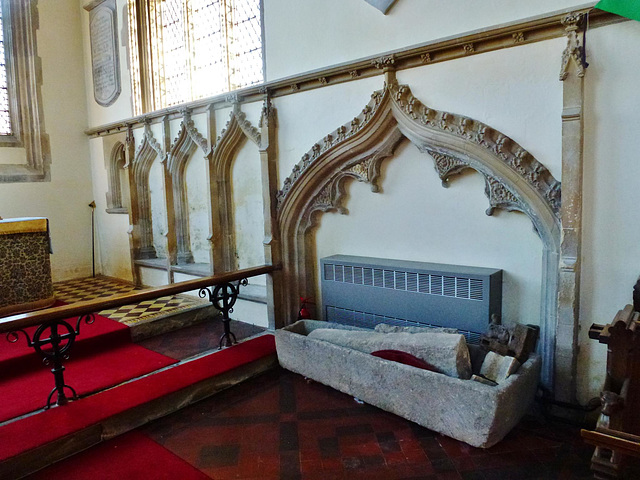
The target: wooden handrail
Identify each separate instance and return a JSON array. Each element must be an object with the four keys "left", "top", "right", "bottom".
[
  {"left": 582, "top": 428, "right": 640, "bottom": 458},
  {"left": 0, "top": 264, "right": 279, "bottom": 334}
]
